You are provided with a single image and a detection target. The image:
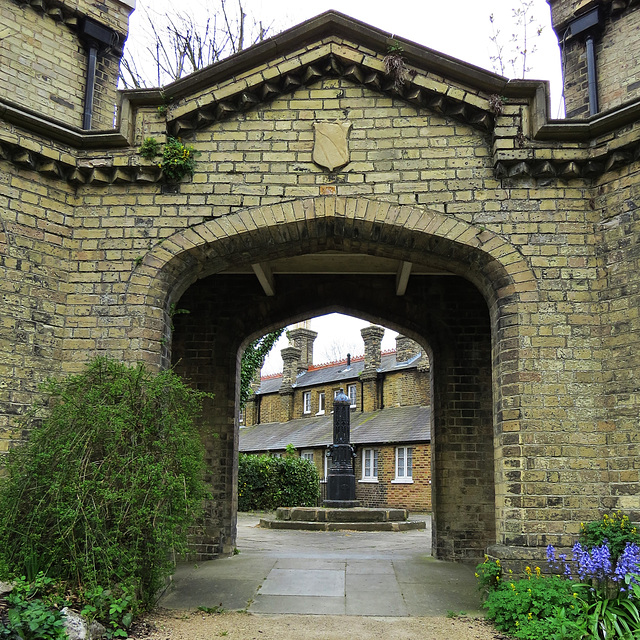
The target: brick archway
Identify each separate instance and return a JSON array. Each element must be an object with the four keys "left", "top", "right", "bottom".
[{"left": 124, "top": 196, "right": 538, "bottom": 562}]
